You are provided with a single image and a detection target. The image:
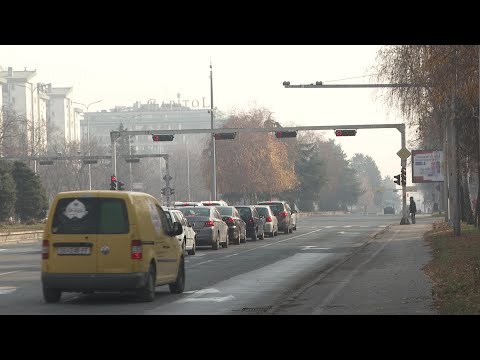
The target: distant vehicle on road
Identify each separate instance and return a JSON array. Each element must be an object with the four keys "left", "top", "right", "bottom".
[
  {"left": 255, "top": 205, "right": 278, "bottom": 237},
  {"left": 164, "top": 208, "right": 196, "bottom": 255},
  {"left": 257, "top": 201, "right": 295, "bottom": 234},
  {"left": 216, "top": 206, "right": 247, "bottom": 245},
  {"left": 384, "top": 206, "right": 395, "bottom": 214},
  {"left": 173, "top": 201, "right": 203, "bottom": 208},
  {"left": 234, "top": 205, "right": 265, "bottom": 241},
  {"left": 201, "top": 200, "right": 228, "bottom": 206},
  {"left": 178, "top": 206, "right": 229, "bottom": 250}
]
